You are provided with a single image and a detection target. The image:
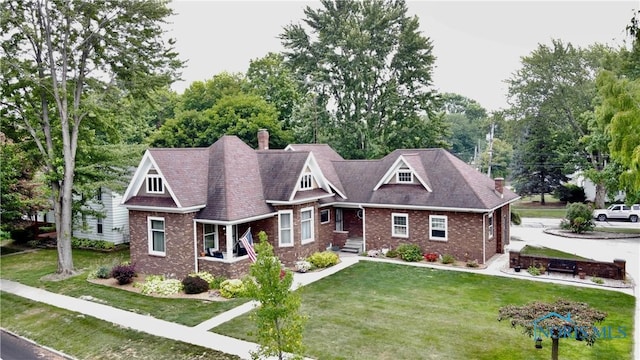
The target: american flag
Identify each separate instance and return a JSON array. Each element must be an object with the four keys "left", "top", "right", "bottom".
[{"left": 239, "top": 228, "right": 257, "bottom": 263}]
